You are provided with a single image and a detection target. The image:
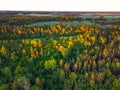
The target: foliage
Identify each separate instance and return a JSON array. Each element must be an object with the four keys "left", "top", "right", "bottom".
[{"left": 0, "top": 13, "right": 120, "bottom": 90}]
